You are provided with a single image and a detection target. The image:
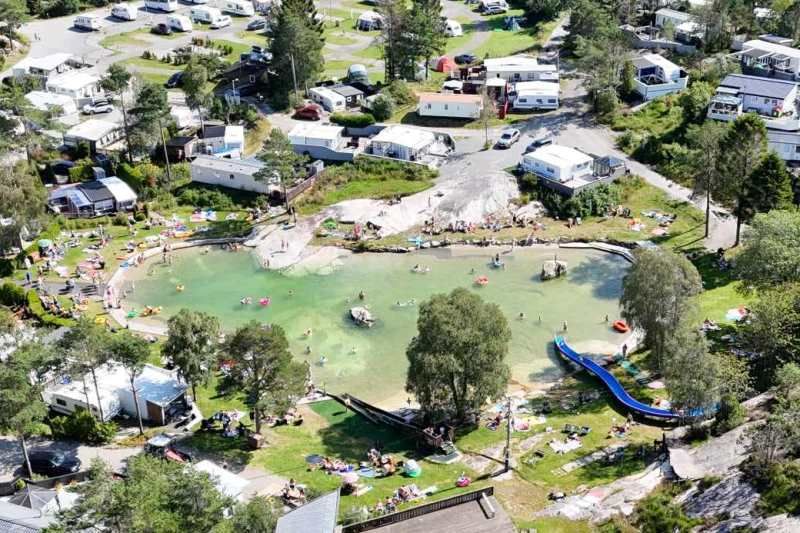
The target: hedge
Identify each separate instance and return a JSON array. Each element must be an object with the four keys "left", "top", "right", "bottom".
[
  {"left": 26, "top": 291, "right": 76, "bottom": 328},
  {"left": 0, "top": 283, "right": 26, "bottom": 307},
  {"left": 330, "top": 112, "right": 376, "bottom": 128}
]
